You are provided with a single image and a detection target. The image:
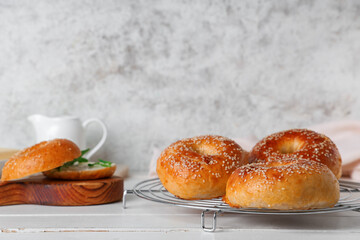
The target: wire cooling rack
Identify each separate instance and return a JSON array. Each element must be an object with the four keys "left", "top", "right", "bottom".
[{"left": 123, "top": 178, "right": 360, "bottom": 232}]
